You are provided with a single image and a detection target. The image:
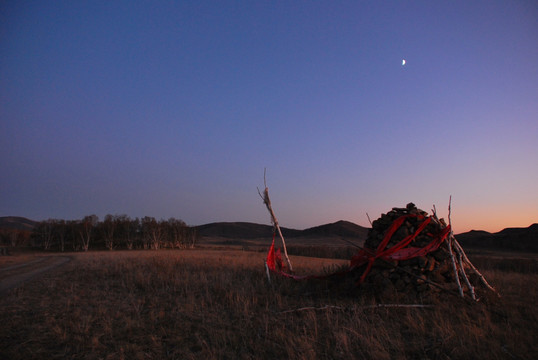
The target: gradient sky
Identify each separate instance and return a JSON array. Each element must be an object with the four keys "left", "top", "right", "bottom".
[{"left": 1, "top": 1, "right": 537, "bottom": 233}]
